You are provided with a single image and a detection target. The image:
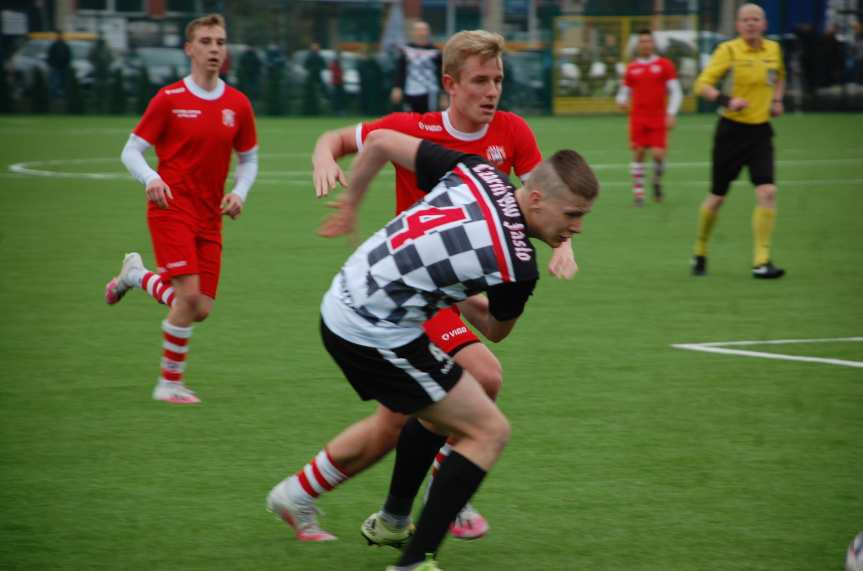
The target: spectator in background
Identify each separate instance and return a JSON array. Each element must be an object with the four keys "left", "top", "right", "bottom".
[
  {"left": 359, "top": 47, "right": 385, "bottom": 115},
  {"left": 817, "top": 24, "right": 843, "bottom": 87},
  {"left": 329, "top": 50, "right": 345, "bottom": 115},
  {"left": 47, "top": 30, "right": 71, "bottom": 97},
  {"left": 89, "top": 37, "right": 113, "bottom": 113},
  {"left": 391, "top": 20, "right": 442, "bottom": 113},
  {"left": 238, "top": 45, "right": 262, "bottom": 101},
  {"left": 854, "top": 21, "right": 863, "bottom": 83},
  {"left": 266, "top": 42, "right": 284, "bottom": 70},
  {"left": 303, "top": 42, "right": 326, "bottom": 115}
]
